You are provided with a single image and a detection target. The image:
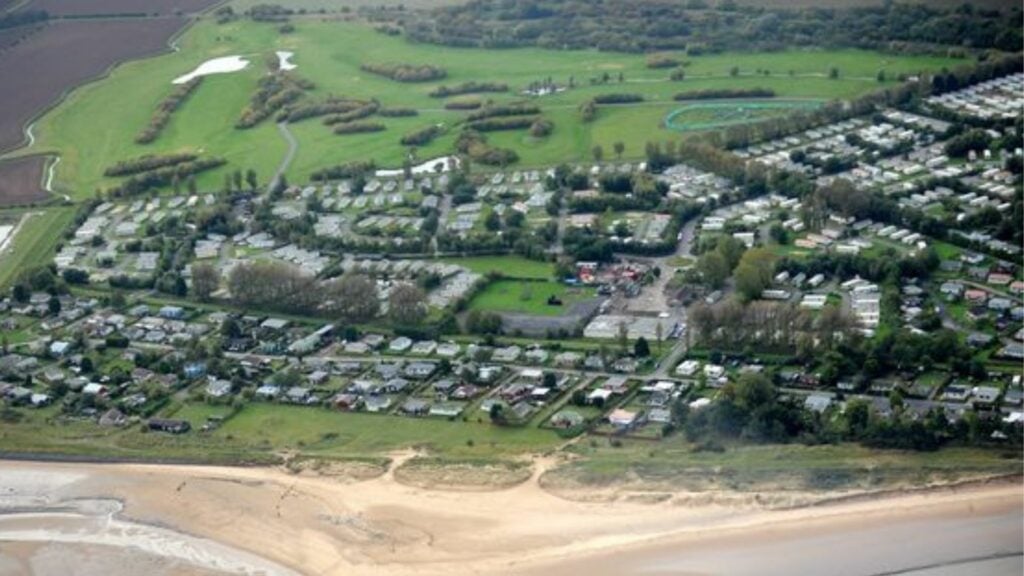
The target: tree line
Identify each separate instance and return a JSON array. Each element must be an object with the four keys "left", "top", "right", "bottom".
[
  {"left": 403, "top": 0, "right": 1021, "bottom": 54},
  {"left": 136, "top": 78, "right": 203, "bottom": 144}
]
